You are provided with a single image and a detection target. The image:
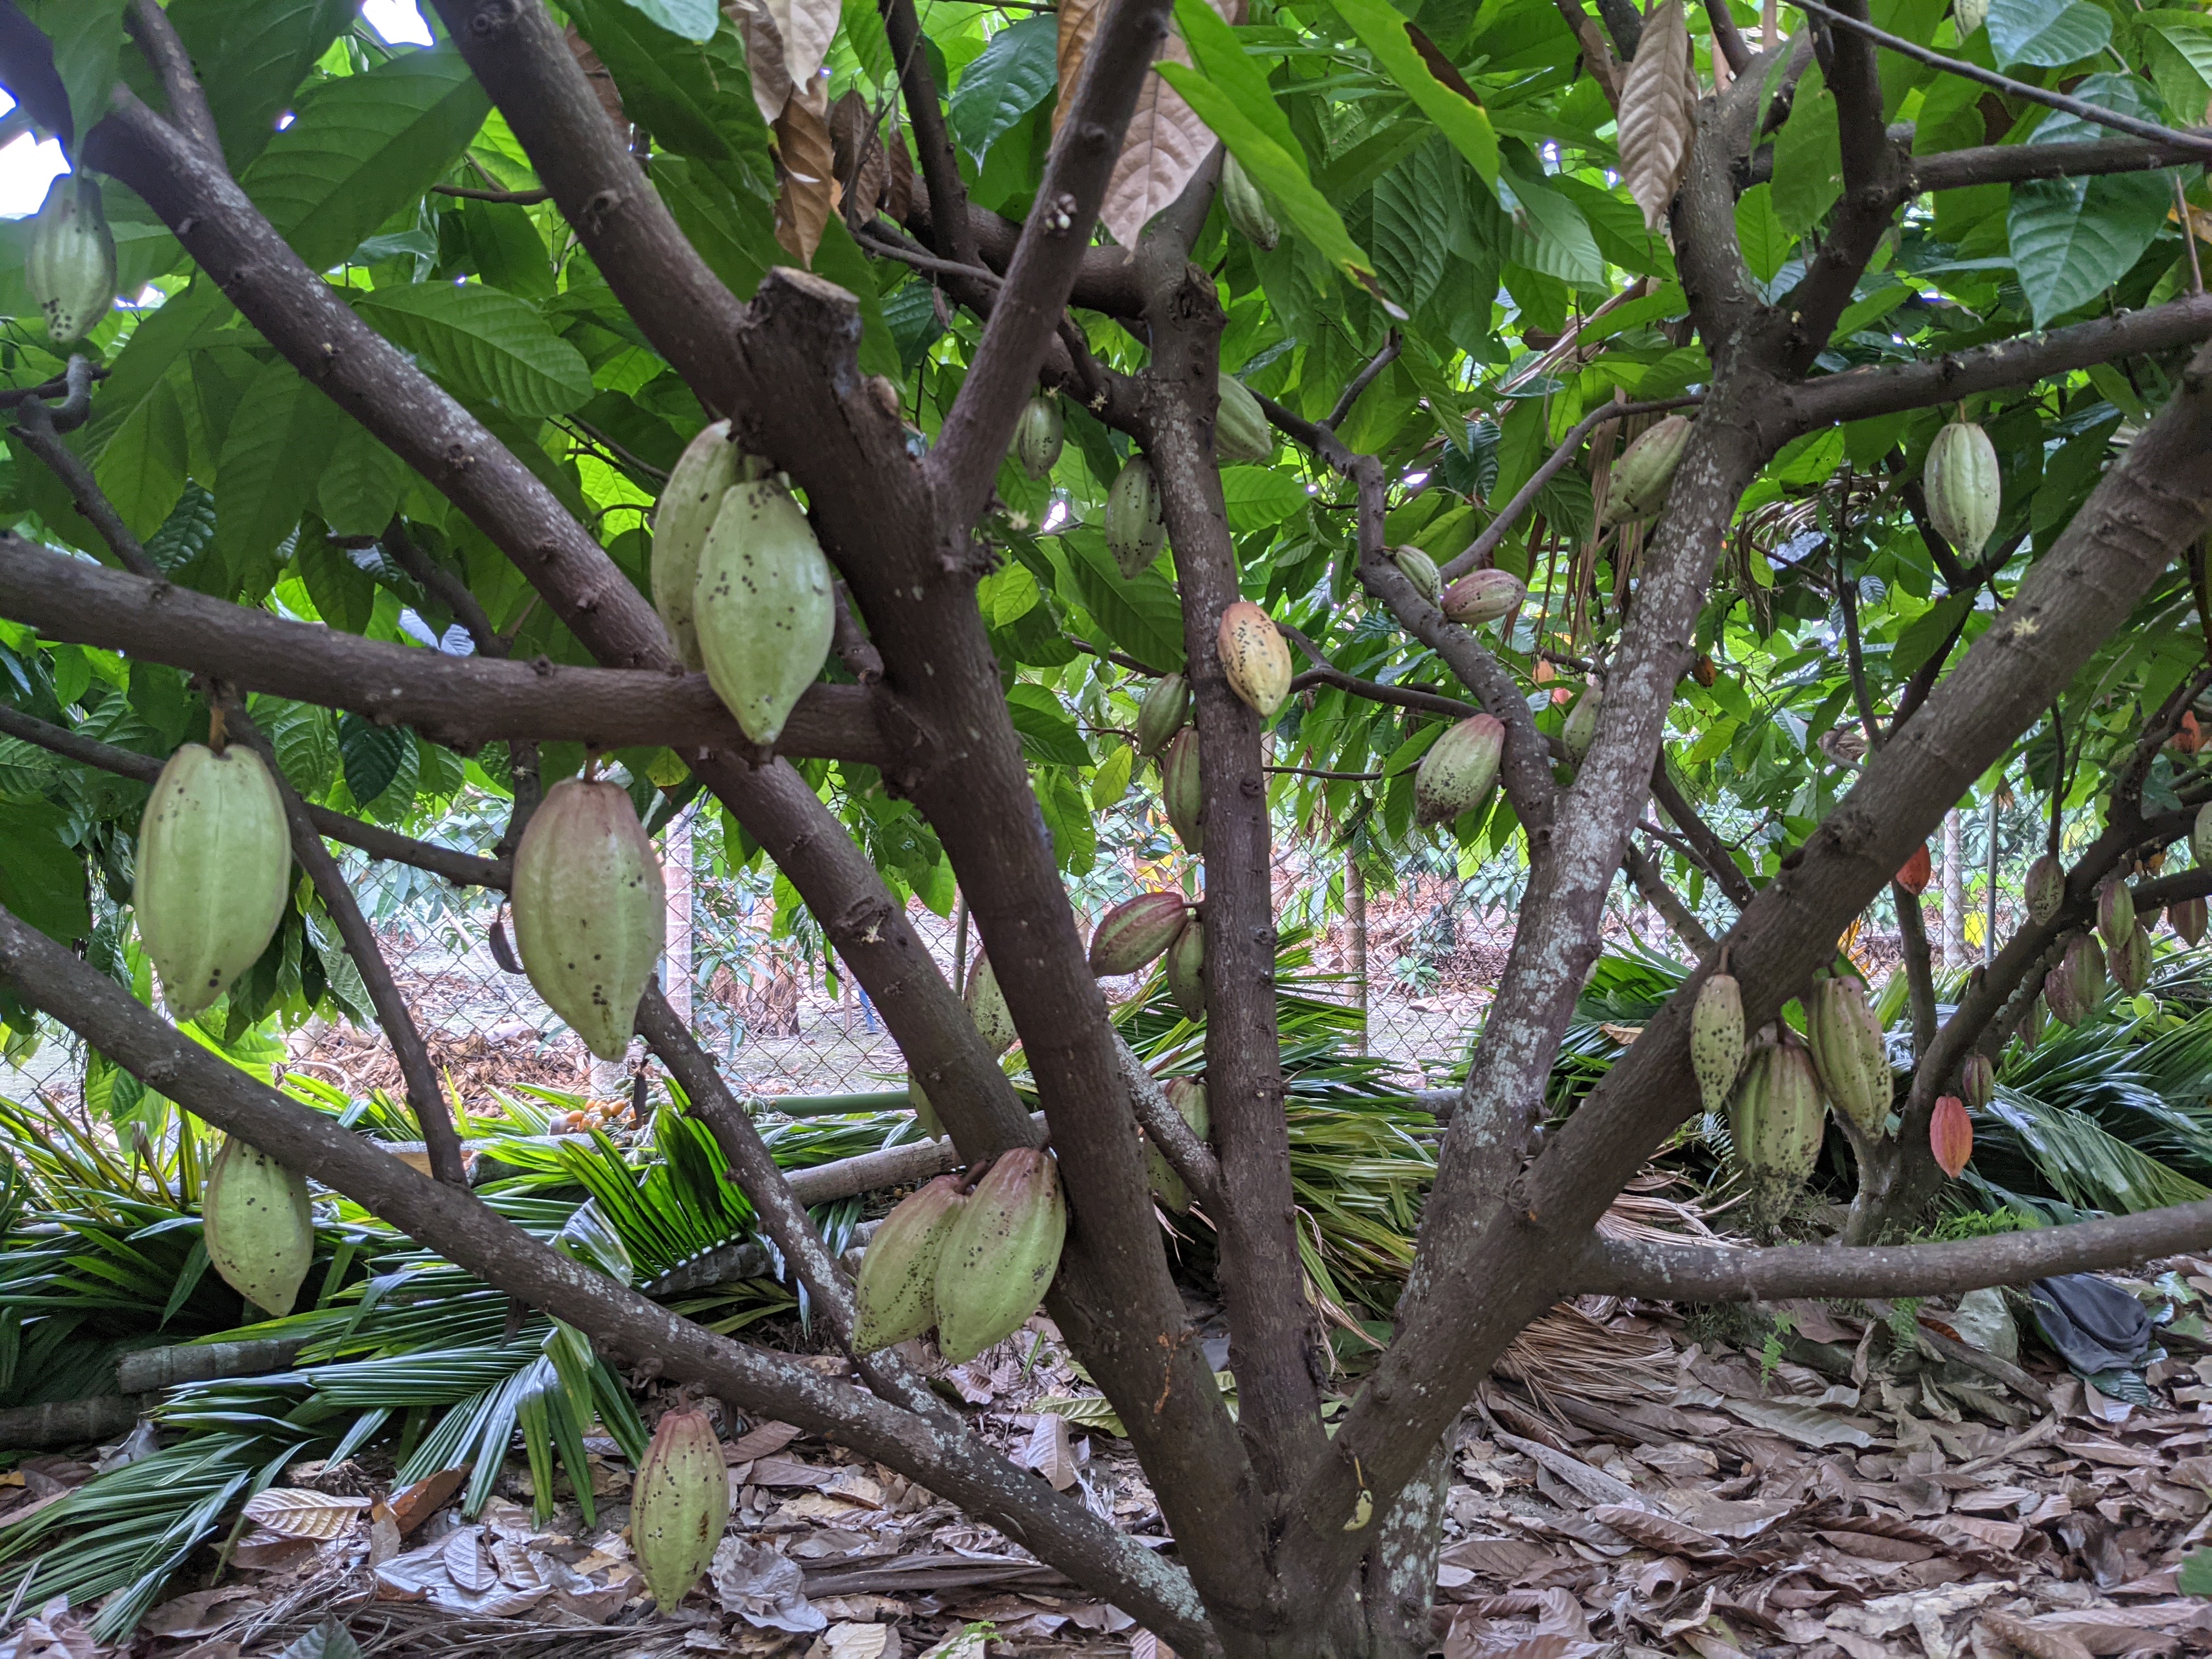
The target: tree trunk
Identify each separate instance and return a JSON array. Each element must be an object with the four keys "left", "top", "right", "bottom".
[
  {"left": 1942, "top": 809, "right": 1966, "bottom": 968},
  {"left": 1346, "top": 851, "right": 1368, "bottom": 1056}
]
